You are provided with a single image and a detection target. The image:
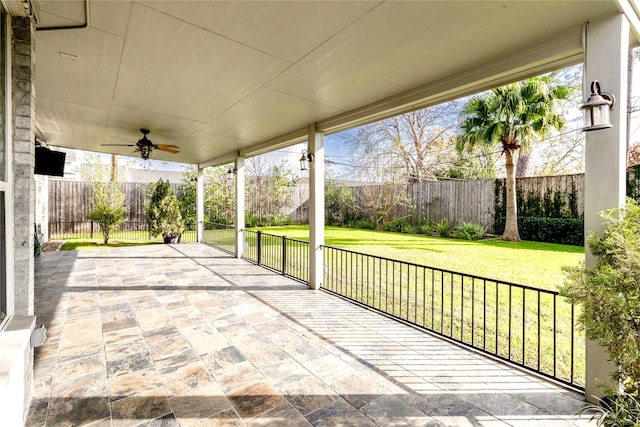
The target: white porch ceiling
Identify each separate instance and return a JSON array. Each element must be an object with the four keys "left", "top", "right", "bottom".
[{"left": 34, "top": 0, "right": 624, "bottom": 166}]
